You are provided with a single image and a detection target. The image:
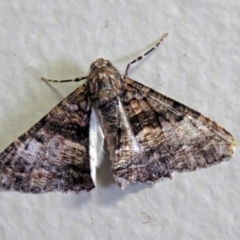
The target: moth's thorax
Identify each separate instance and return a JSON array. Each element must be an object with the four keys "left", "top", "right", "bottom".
[{"left": 88, "top": 58, "right": 124, "bottom": 101}]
